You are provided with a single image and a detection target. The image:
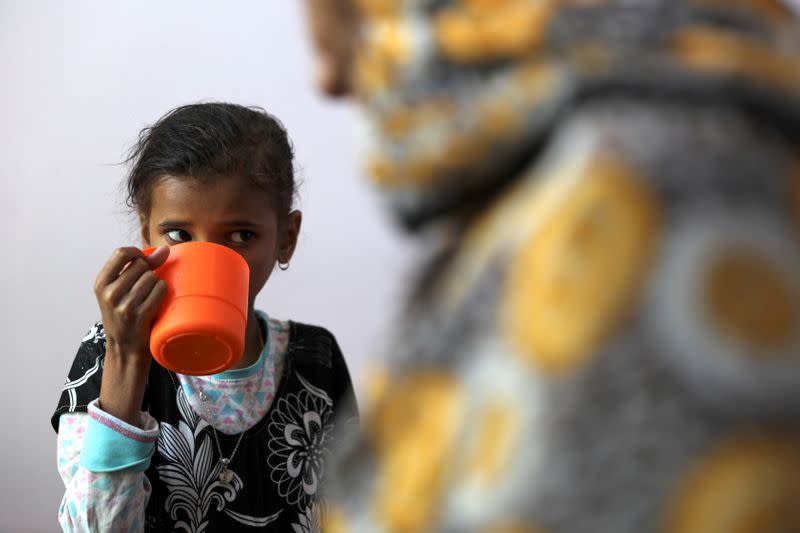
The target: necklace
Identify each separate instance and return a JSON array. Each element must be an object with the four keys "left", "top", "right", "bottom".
[
  {"left": 199, "top": 390, "right": 244, "bottom": 484},
  {"left": 197, "top": 319, "right": 267, "bottom": 485}
]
